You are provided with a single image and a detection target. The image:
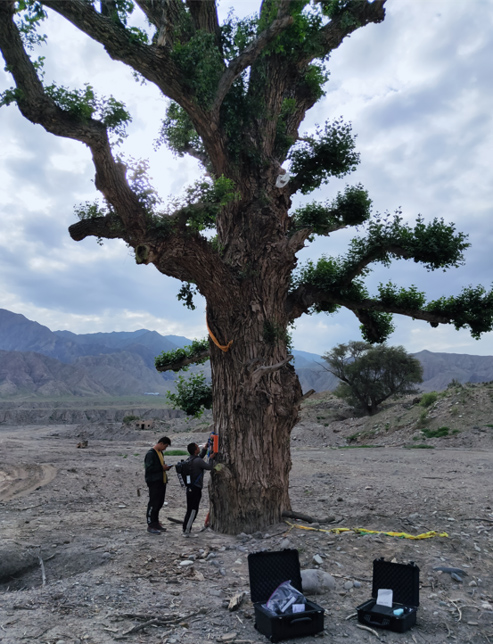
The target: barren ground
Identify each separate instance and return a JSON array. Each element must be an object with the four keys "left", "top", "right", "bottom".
[{"left": 1, "top": 384, "right": 492, "bottom": 644}]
